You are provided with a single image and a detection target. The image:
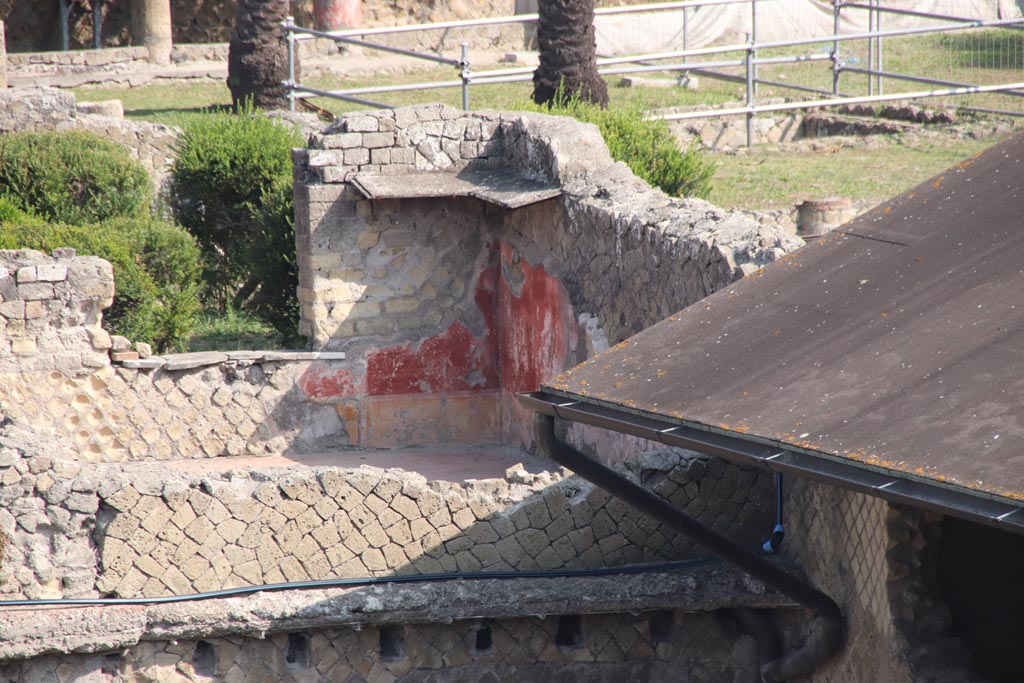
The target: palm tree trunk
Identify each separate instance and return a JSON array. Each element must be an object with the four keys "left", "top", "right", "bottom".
[
  {"left": 532, "top": 0, "right": 608, "bottom": 107},
  {"left": 228, "top": 0, "right": 295, "bottom": 110}
]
